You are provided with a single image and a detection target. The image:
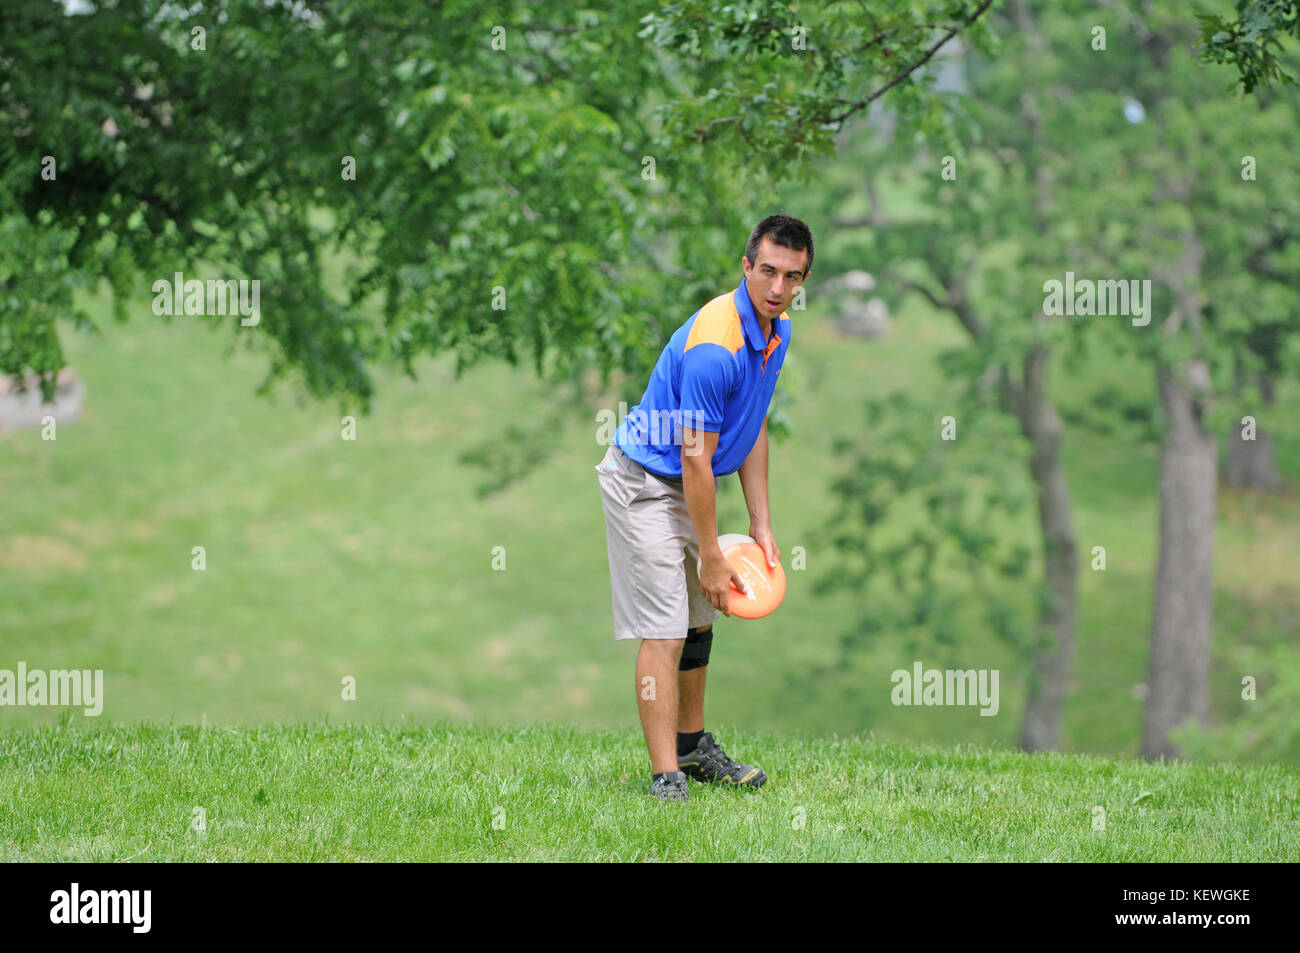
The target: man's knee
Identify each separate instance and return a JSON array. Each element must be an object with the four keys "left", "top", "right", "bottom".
[
  {"left": 679, "top": 624, "right": 713, "bottom": 671},
  {"left": 640, "top": 637, "right": 685, "bottom": 661}
]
